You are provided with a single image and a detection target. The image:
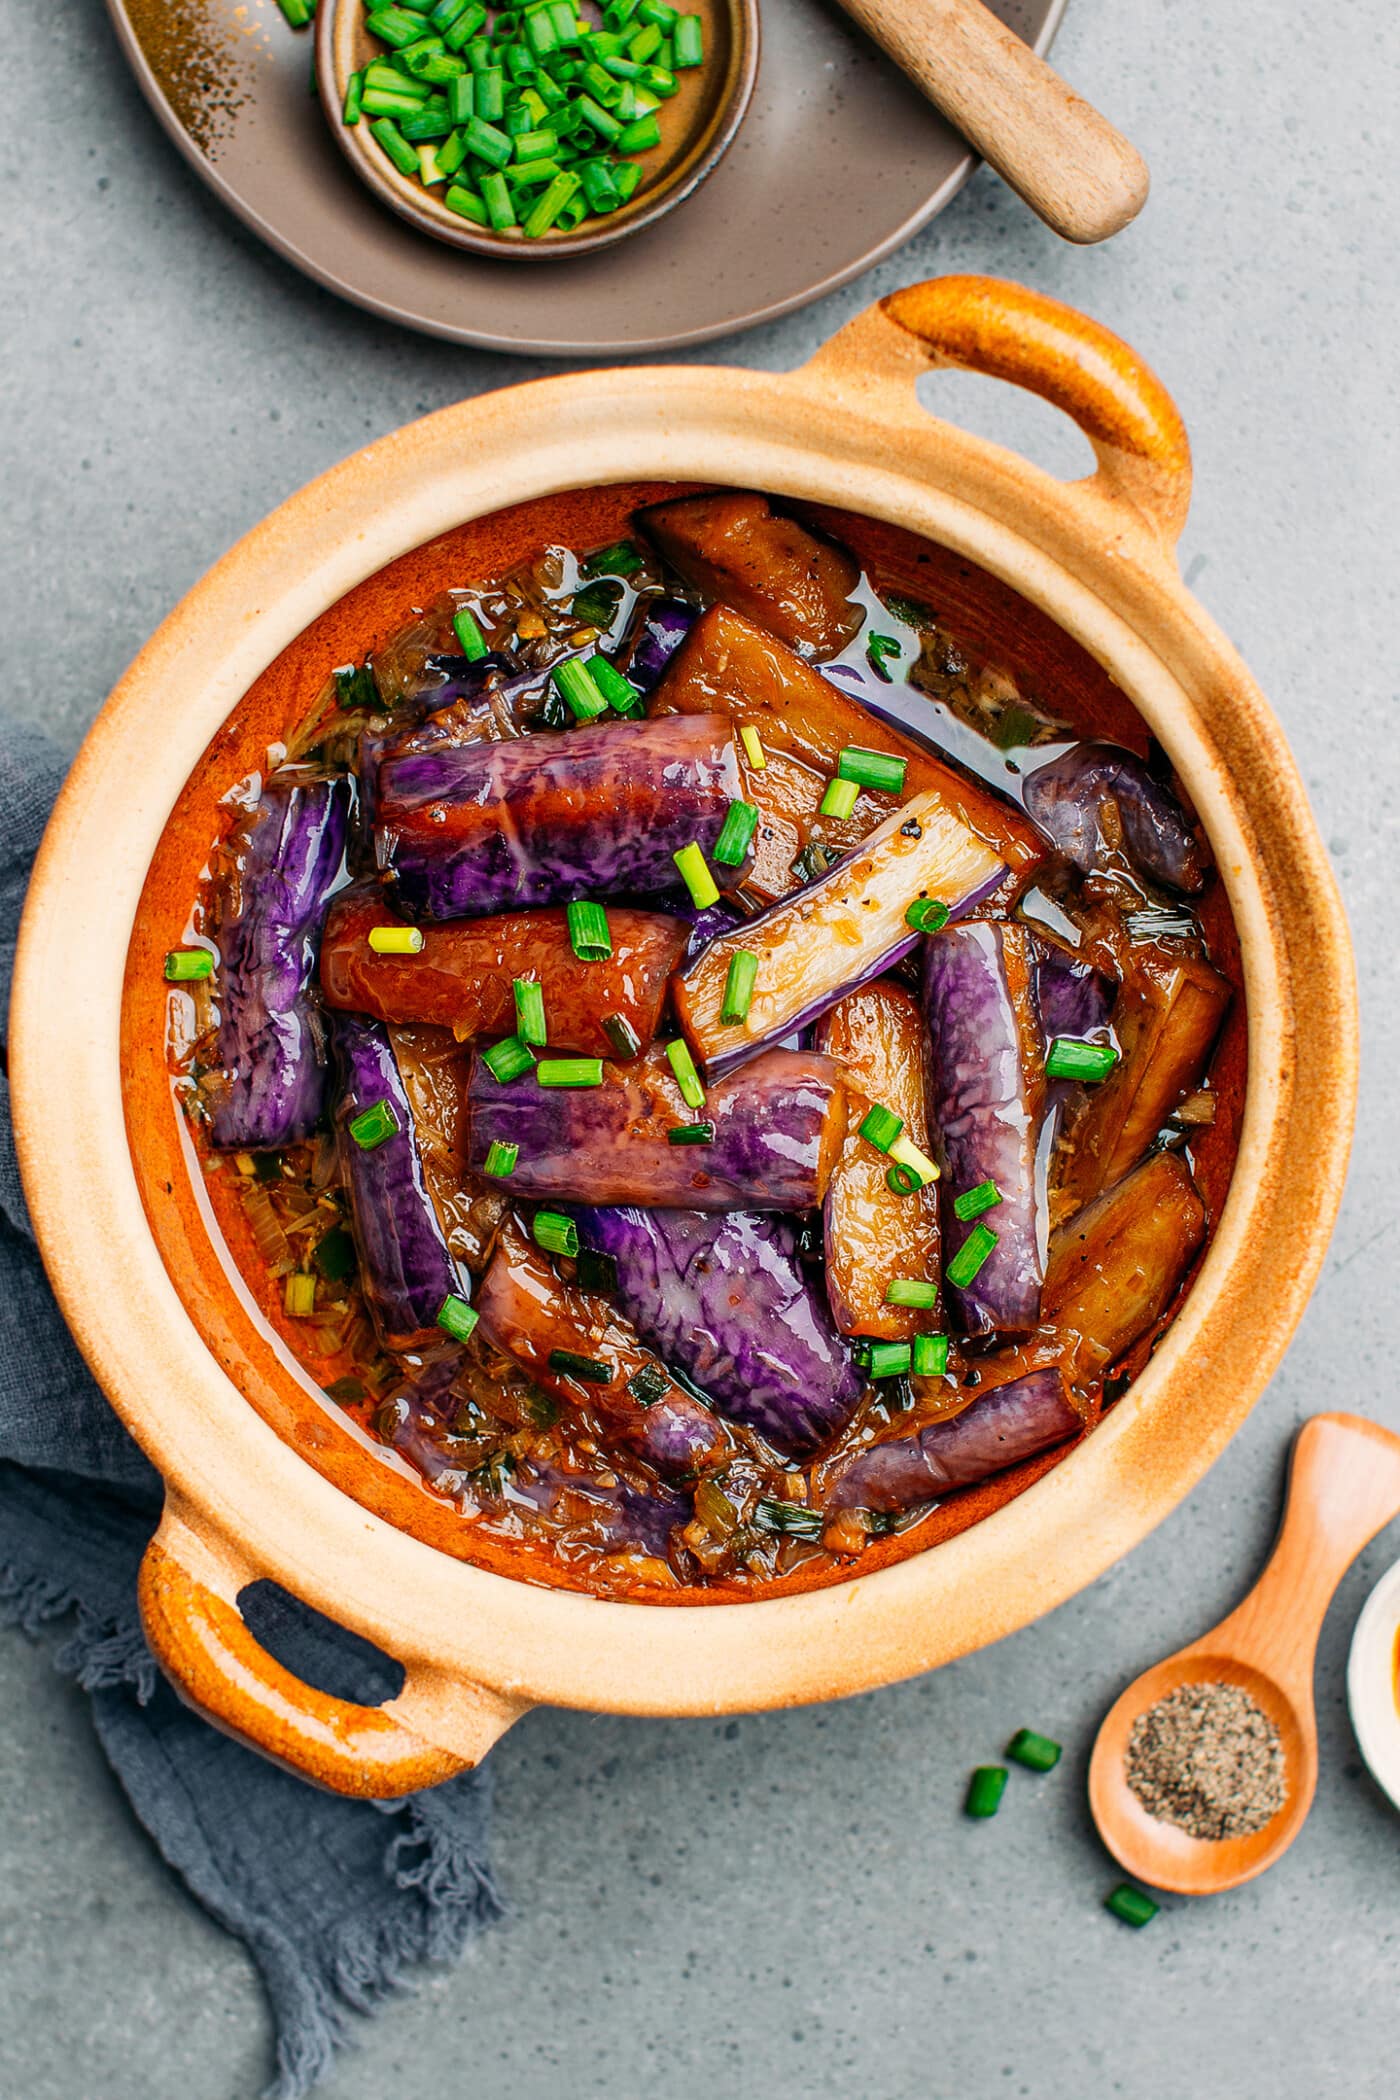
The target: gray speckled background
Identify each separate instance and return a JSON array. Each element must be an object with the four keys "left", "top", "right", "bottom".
[{"left": 4, "top": 0, "right": 1399, "bottom": 2093}]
